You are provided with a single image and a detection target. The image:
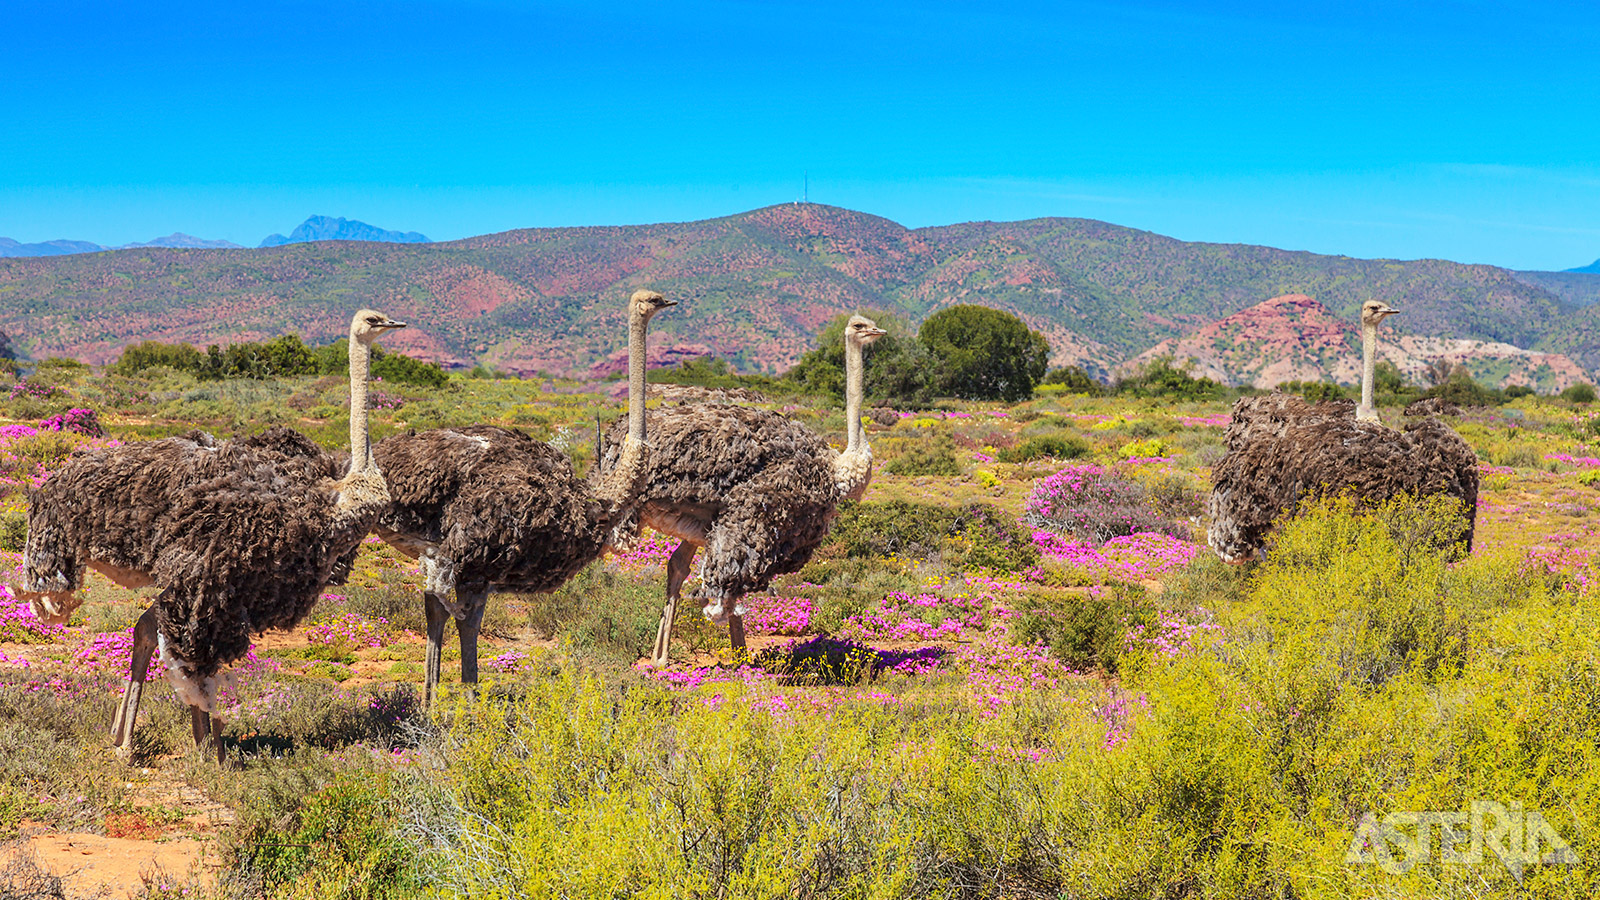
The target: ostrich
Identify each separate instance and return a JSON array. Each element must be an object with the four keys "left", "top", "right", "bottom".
[
  {"left": 601, "top": 315, "right": 887, "bottom": 666},
  {"left": 372, "top": 289, "right": 675, "bottom": 704},
  {"left": 16, "top": 309, "right": 406, "bottom": 761},
  {"left": 1207, "top": 299, "right": 1479, "bottom": 563}
]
